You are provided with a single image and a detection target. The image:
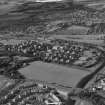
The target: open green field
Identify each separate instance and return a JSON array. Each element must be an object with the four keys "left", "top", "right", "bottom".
[{"left": 19, "top": 61, "right": 91, "bottom": 87}]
